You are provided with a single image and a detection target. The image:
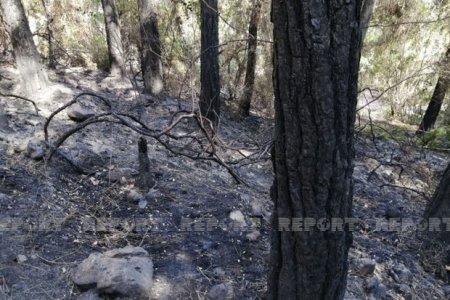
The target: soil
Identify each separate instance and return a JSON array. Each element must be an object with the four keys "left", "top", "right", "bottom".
[{"left": 0, "top": 64, "right": 449, "bottom": 299}]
